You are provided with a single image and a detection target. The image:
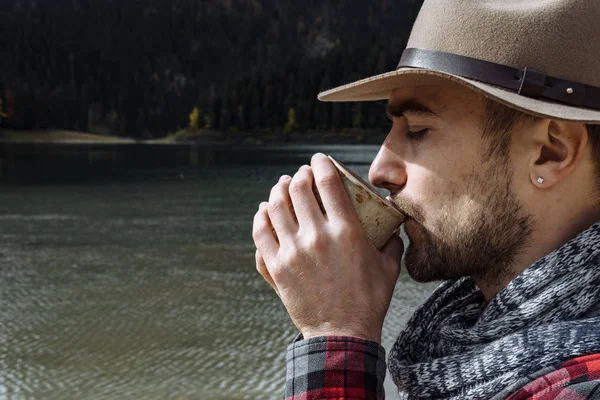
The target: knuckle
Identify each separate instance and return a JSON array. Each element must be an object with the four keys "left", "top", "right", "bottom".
[
  {"left": 251, "top": 221, "right": 261, "bottom": 238},
  {"left": 252, "top": 227, "right": 264, "bottom": 243},
  {"left": 253, "top": 206, "right": 266, "bottom": 221},
  {"left": 329, "top": 226, "right": 344, "bottom": 241},
  {"left": 301, "top": 231, "right": 324, "bottom": 250},
  {"left": 316, "top": 173, "right": 339, "bottom": 189},
  {"left": 280, "top": 246, "right": 300, "bottom": 265},
  {"left": 289, "top": 176, "right": 311, "bottom": 196},
  {"left": 252, "top": 208, "right": 266, "bottom": 224},
  {"left": 269, "top": 183, "right": 285, "bottom": 201},
  {"left": 267, "top": 199, "right": 284, "bottom": 214},
  {"left": 269, "top": 262, "right": 285, "bottom": 280},
  {"left": 256, "top": 260, "right": 267, "bottom": 276},
  {"left": 252, "top": 219, "right": 270, "bottom": 243},
  {"left": 331, "top": 224, "right": 357, "bottom": 242}
]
